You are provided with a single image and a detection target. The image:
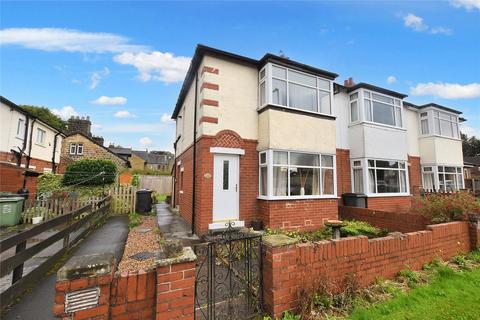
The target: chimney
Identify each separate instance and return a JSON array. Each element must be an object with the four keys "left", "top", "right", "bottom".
[{"left": 344, "top": 77, "right": 355, "bottom": 87}]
